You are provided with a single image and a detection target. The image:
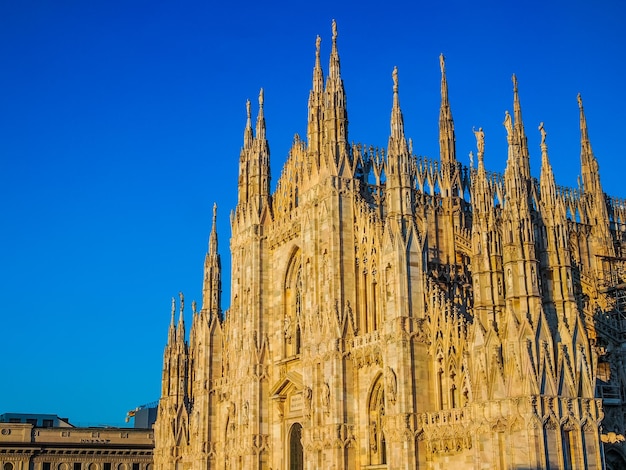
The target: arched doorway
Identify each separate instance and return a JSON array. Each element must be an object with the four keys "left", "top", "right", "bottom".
[{"left": 289, "top": 422, "right": 303, "bottom": 470}]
